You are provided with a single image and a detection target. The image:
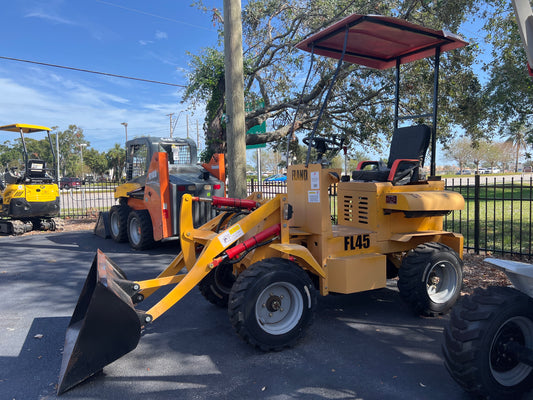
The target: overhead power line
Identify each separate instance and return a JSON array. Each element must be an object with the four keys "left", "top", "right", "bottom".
[
  {"left": 94, "top": 0, "right": 215, "bottom": 32},
  {"left": 0, "top": 55, "right": 186, "bottom": 88}
]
